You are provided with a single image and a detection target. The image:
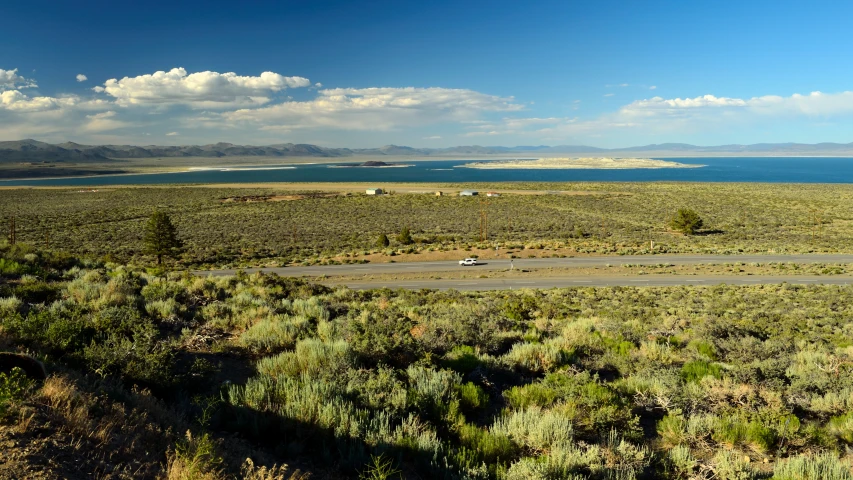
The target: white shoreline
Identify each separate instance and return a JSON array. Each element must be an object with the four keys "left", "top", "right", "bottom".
[
  {"left": 326, "top": 164, "right": 414, "bottom": 169},
  {"left": 457, "top": 157, "right": 706, "bottom": 170},
  {"left": 188, "top": 166, "right": 297, "bottom": 172}
]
